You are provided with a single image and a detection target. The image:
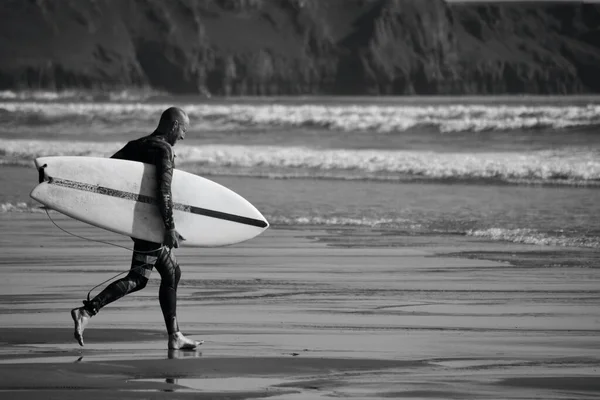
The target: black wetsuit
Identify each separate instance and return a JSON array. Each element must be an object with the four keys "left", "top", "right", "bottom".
[{"left": 83, "top": 133, "right": 181, "bottom": 334}]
